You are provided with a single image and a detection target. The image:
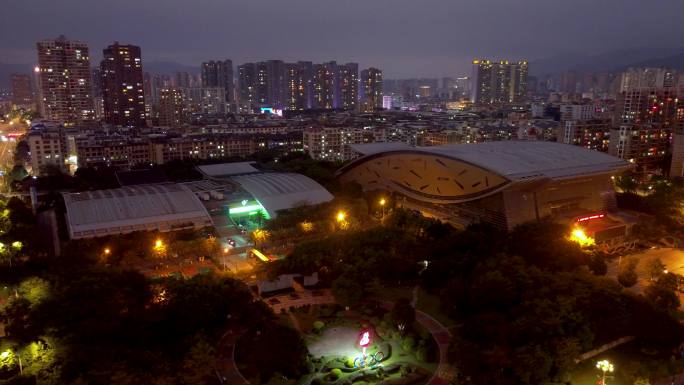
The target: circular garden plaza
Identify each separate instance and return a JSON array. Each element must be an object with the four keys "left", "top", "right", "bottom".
[{"left": 232, "top": 299, "right": 450, "bottom": 385}]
